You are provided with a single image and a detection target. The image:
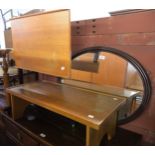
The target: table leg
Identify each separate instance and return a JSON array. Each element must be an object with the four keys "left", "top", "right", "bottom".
[{"left": 86, "top": 112, "right": 117, "bottom": 145}]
